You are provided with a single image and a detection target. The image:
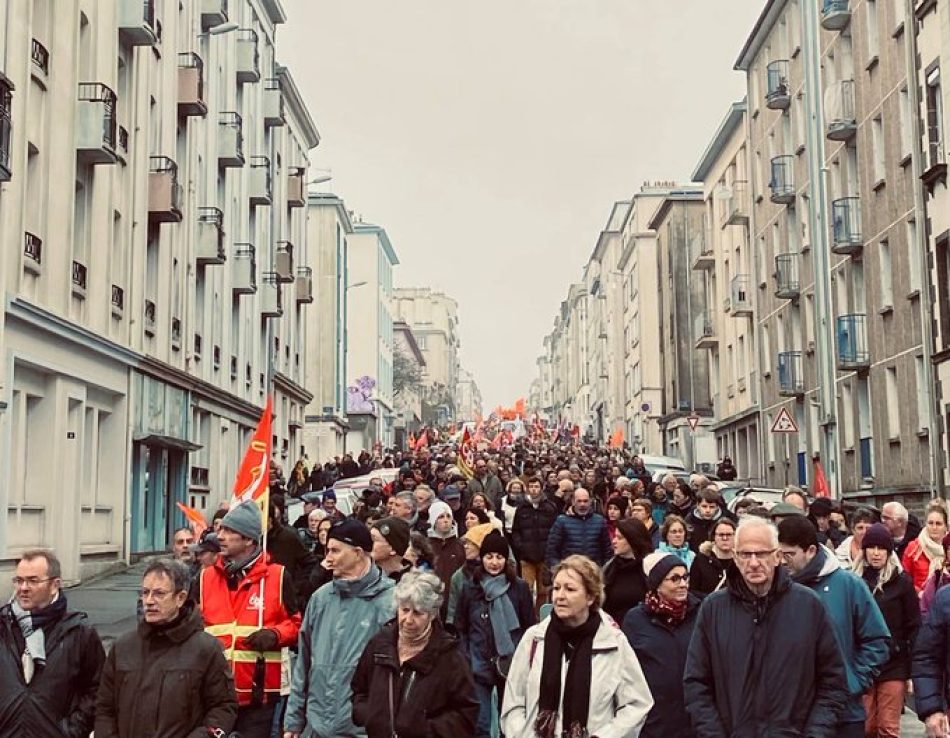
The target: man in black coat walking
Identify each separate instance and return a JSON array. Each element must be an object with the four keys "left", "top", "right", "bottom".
[{"left": 511, "top": 477, "right": 559, "bottom": 611}]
